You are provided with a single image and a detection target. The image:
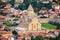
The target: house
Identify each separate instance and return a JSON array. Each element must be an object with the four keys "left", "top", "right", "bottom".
[
  {"left": 2, "top": 0, "right": 10, "bottom": 2},
  {"left": 0, "top": 18, "right": 5, "bottom": 30},
  {"left": 13, "top": 9, "right": 21, "bottom": 17},
  {"left": 15, "top": 0, "right": 24, "bottom": 3}
]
